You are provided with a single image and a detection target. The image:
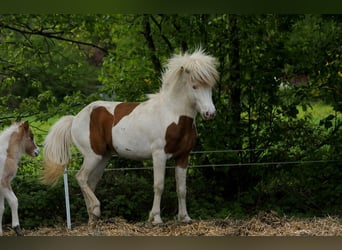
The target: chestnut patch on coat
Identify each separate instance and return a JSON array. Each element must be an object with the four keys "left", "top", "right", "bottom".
[
  {"left": 113, "top": 102, "right": 140, "bottom": 126},
  {"left": 90, "top": 106, "right": 116, "bottom": 155},
  {"left": 89, "top": 103, "right": 140, "bottom": 156},
  {"left": 164, "top": 116, "right": 197, "bottom": 168}
]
